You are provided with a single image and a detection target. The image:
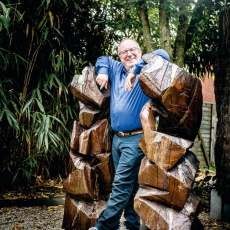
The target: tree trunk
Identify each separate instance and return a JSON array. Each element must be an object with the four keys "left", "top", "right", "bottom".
[
  {"left": 174, "top": 13, "right": 188, "bottom": 67},
  {"left": 139, "top": 0, "right": 154, "bottom": 52},
  {"left": 159, "top": 0, "right": 172, "bottom": 58},
  {"left": 214, "top": 8, "right": 230, "bottom": 198}
]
